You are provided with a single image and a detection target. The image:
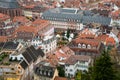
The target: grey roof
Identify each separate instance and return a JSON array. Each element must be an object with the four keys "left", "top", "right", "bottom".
[
  {"left": 34, "top": 63, "right": 55, "bottom": 78},
  {"left": 22, "top": 46, "right": 45, "bottom": 63},
  {"left": 20, "top": 60, "right": 28, "bottom": 70},
  {"left": 65, "top": 55, "right": 91, "bottom": 65},
  {"left": 0, "top": 0, "right": 20, "bottom": 8},
  {"left": 0, "top": 42, "right": 19, "bottom": 50},
  {"left": 22, "top": 51, "right": 33, "bottom": 64},
  {"left": 36, "top": 48, "right": 45, "bottom": 57},
  {"left": 42, "top": 8, "right": 111, "bottom": 25}
]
